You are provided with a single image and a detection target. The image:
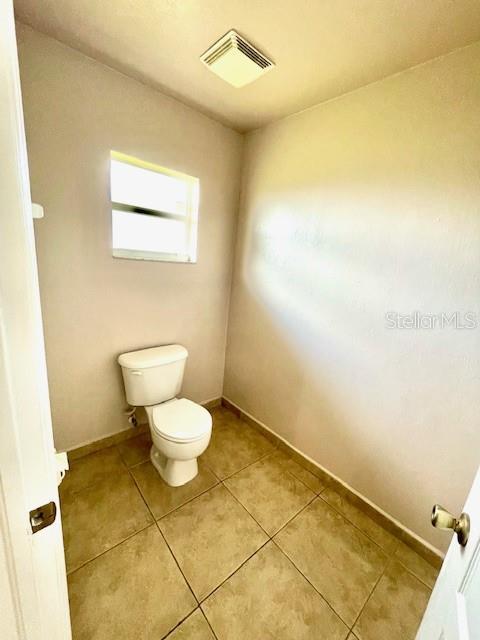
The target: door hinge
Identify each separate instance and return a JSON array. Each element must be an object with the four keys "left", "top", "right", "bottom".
[
  {"left": 29, "top": 501, "right": 57, "bottom": 534},
  {"left": 55, "top": 450, "right": 69, "bottom": 485}
]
